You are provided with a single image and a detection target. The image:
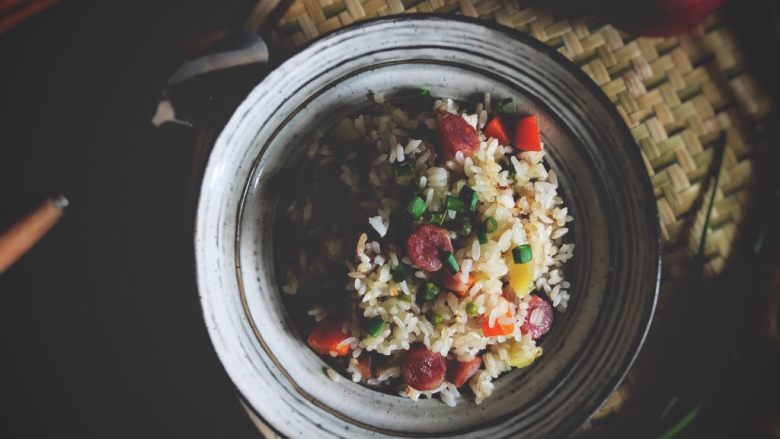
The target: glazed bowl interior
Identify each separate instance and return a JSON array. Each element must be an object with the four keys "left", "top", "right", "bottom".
[{"left": 196, "top": 16, "right": 659, "bottom": 439}]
